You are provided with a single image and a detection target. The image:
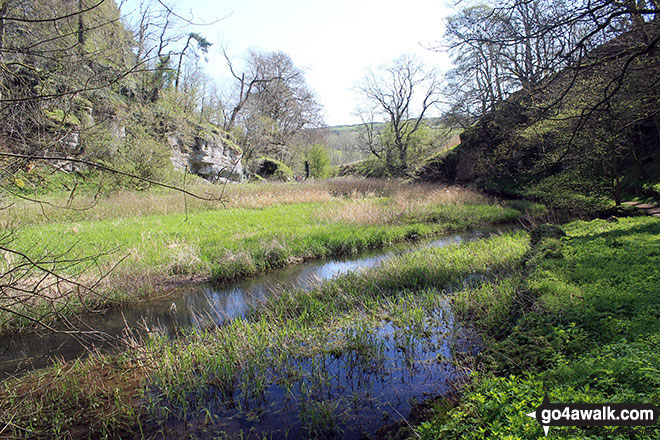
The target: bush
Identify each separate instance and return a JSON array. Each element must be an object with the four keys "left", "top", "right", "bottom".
[
  {"left": 334, "top": 157, "right": 387, "bottom": 178},
  {"left": 116, "top": 125, "right": 174, "bottom": 185},
  {"left": 255, "top": 157, "right": 293, "bottom": 181}
]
